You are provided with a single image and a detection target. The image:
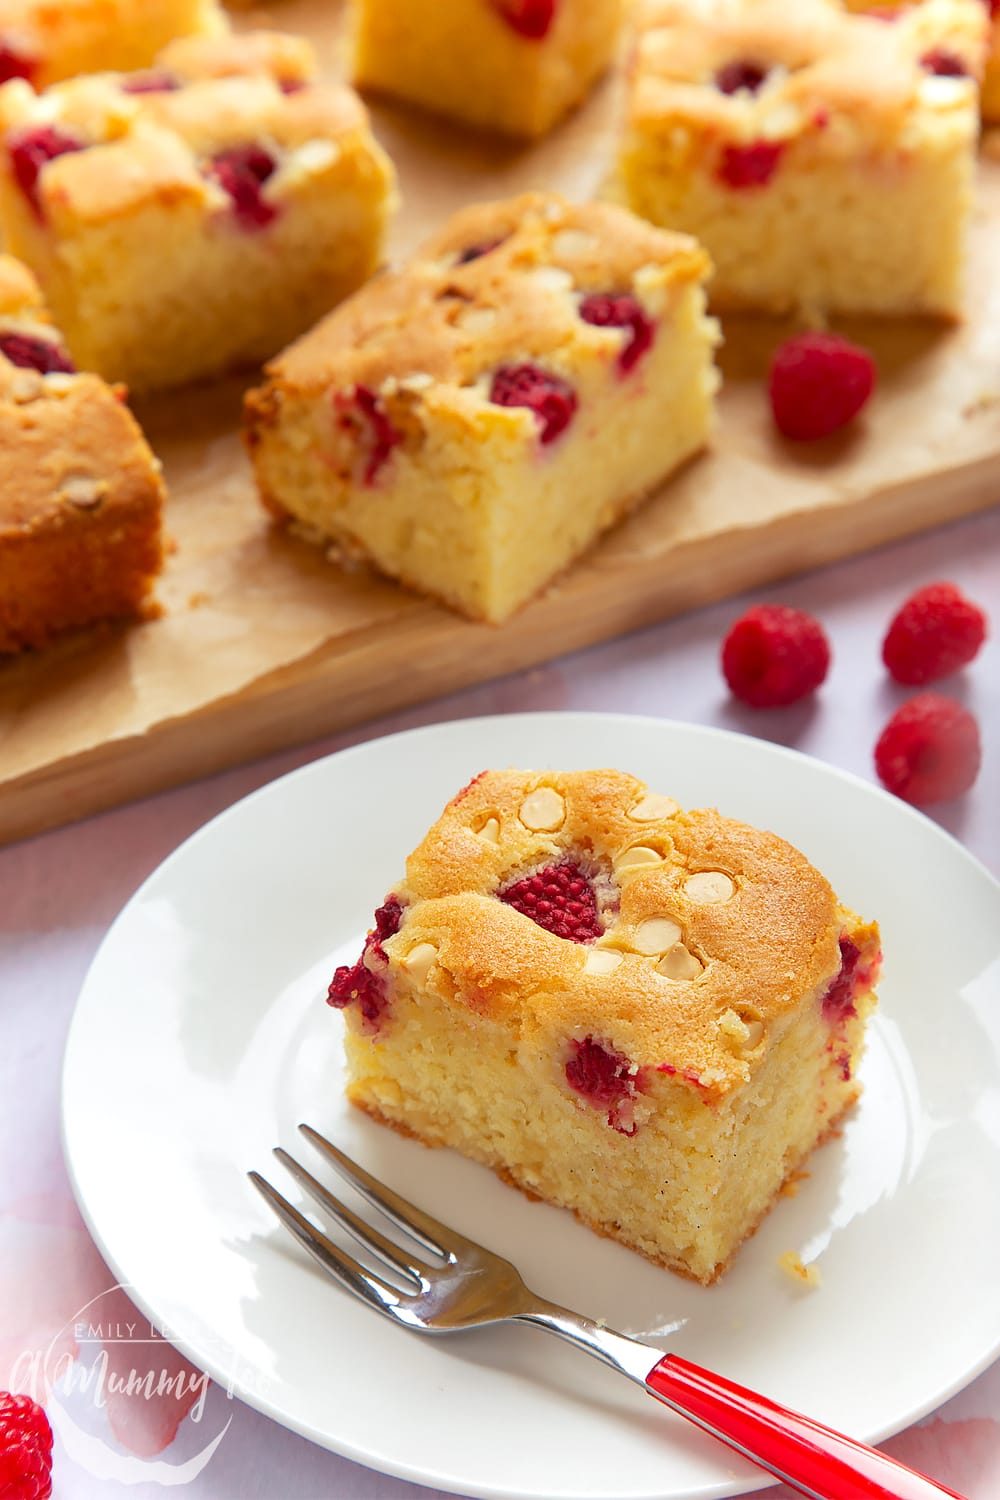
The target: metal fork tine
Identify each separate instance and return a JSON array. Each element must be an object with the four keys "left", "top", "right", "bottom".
[
  {"left": 299, "top": 1124, "right": 478, "bottom": 1260},
  {"left": 248, "top": 1171, "right": 403, "bottom": 1320},
  {"left": 273, "top": 1148, "right": 431, "bottom": 1287}
]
